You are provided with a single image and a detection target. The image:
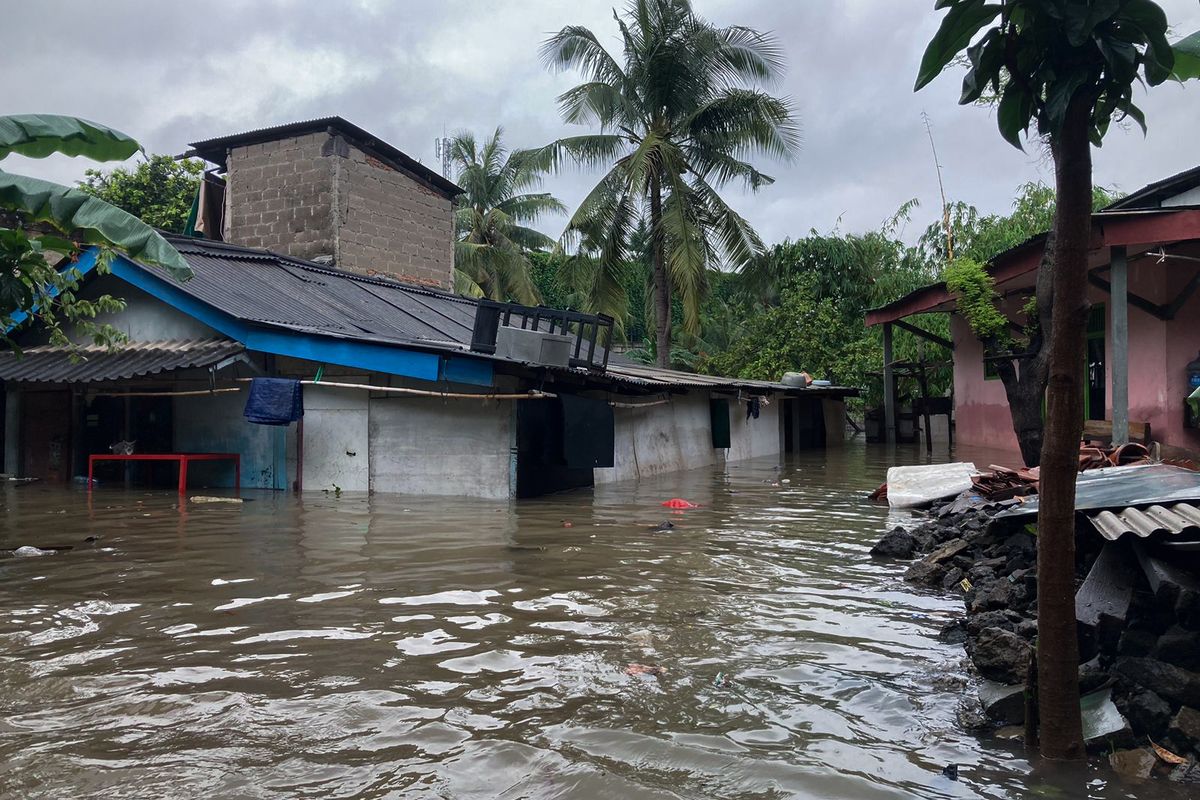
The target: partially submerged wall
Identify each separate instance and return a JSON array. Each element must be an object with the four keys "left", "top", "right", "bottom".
[
  {"left": 174, "top": 389, "right": 285, "bottom": 490},
  {"left": 368, "top": 396, "right": 512, "bottom": 499},
  {"left": 595, "top": 393, "right": 783, "bottom": 485}
]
